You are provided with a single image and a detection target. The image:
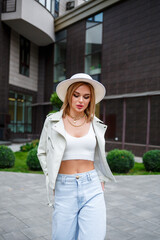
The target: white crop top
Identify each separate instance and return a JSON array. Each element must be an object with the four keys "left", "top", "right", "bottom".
[{"left": 62, "top": 123, "right": 96, "bottom": 161}]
